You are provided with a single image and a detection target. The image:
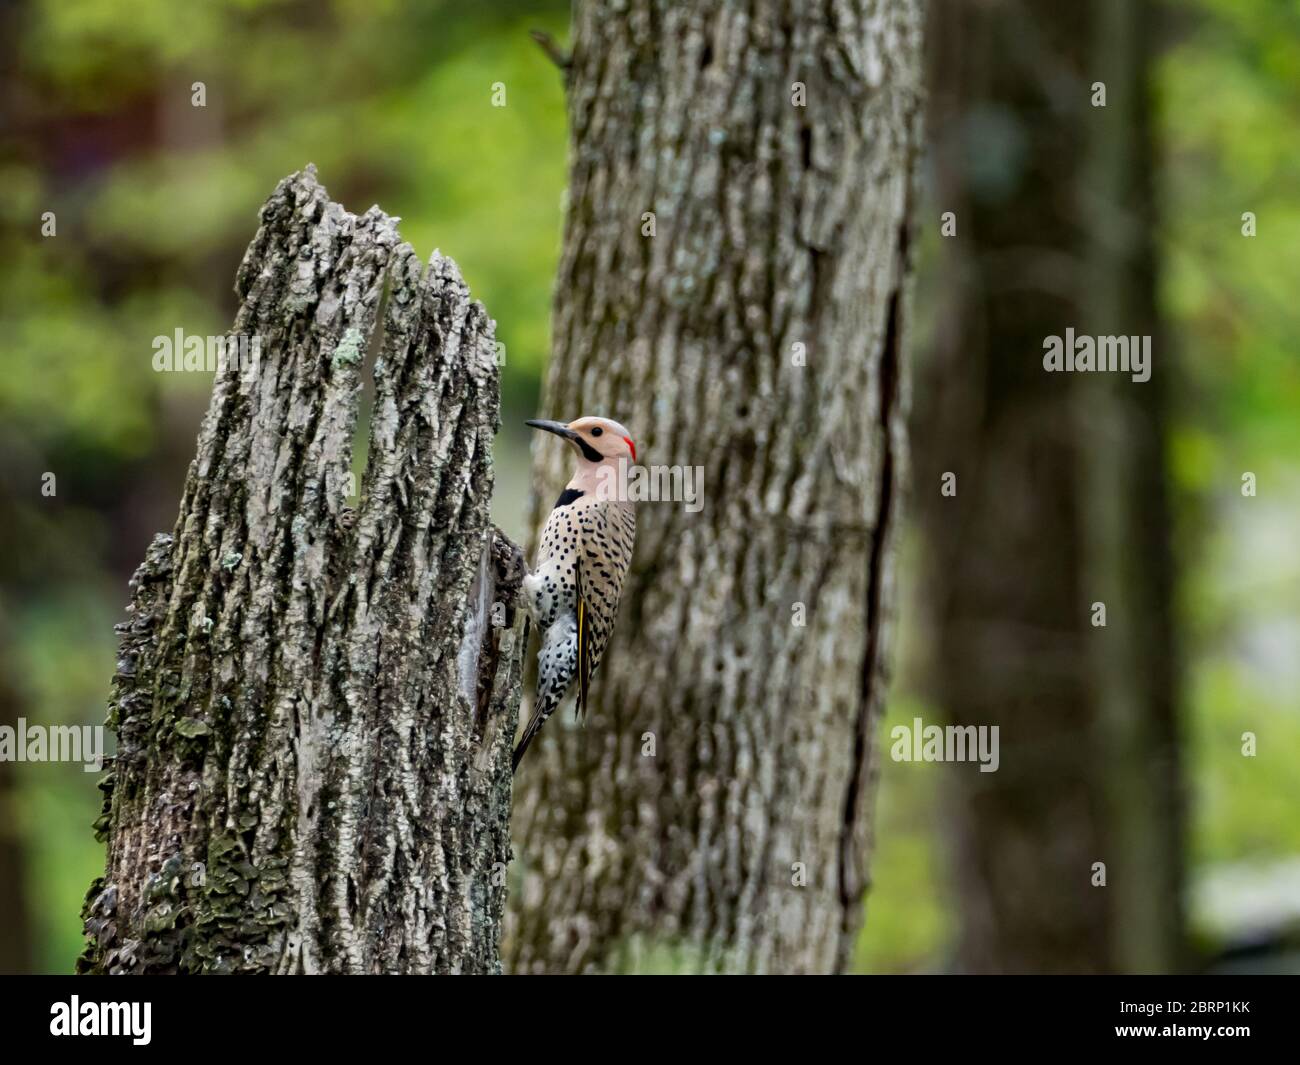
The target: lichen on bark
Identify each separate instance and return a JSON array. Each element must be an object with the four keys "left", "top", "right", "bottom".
[{"left": 80, "top": 166, "right": 525, "bottom": 975}]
